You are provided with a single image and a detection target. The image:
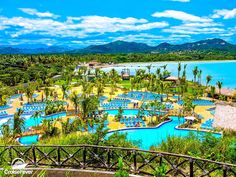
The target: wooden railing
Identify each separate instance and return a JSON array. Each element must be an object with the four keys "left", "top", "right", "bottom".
[{"left": 0, "top": 145, "right": 235, "bottom": 176}]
